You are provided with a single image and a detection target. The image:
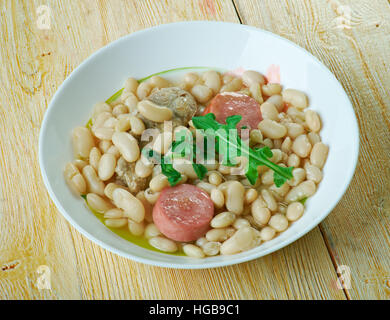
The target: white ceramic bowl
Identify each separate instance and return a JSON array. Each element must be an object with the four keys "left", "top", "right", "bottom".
[{"left": 39, "top": 21, "right": 359, "bottom": 269}]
